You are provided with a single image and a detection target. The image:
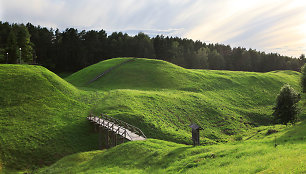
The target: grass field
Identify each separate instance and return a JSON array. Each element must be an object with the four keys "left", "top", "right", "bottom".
[
  {"left": 68, "top": 58, "right": 303, "bottom": 144},
  {"left": 0, "top": 58, "right": 305, "bottom": 173},
  {"left": 37, "top": 121, "right": 306, "bottom": 174}
]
